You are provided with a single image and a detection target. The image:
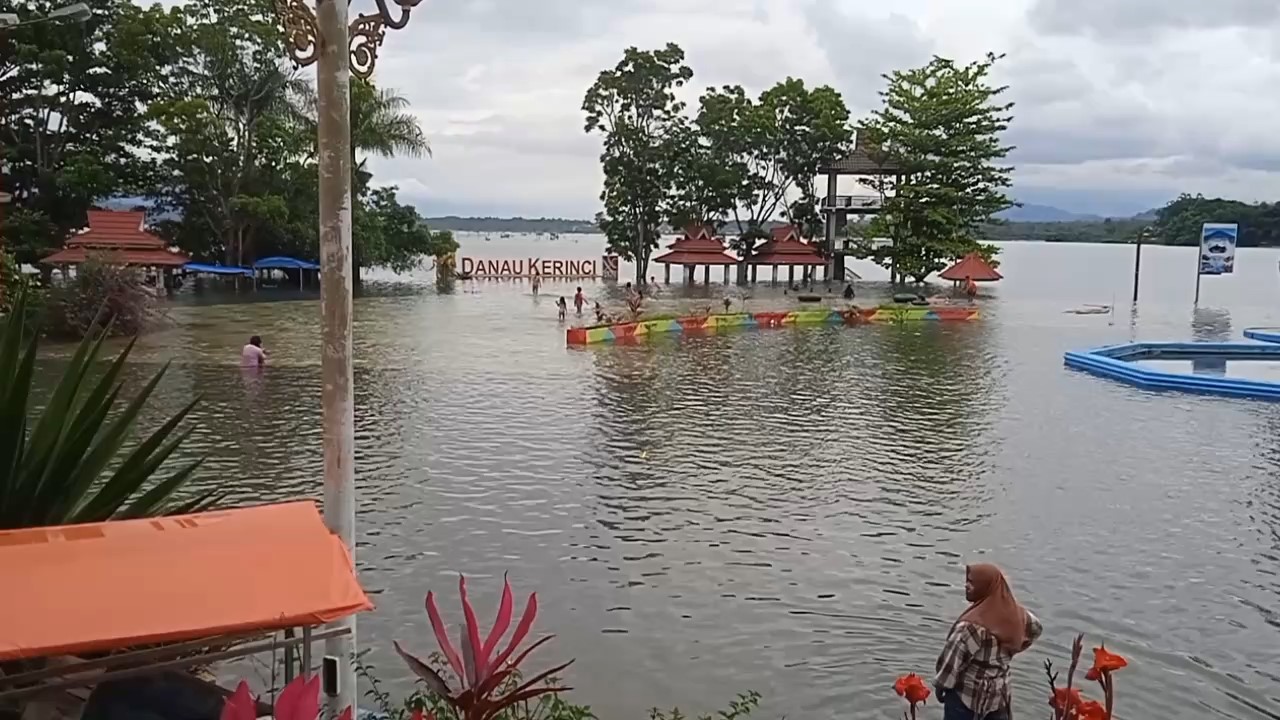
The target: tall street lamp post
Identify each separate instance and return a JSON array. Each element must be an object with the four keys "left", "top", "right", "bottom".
[{"left": 273, "top": 0, "right": 420, "bottom": 713}]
